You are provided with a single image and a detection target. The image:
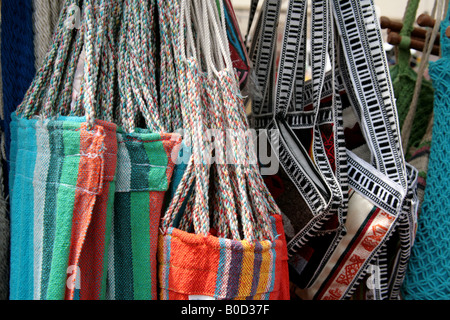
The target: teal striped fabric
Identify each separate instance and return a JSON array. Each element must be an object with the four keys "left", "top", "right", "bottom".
[
  {"left": 9, "top": 114, "right": 118, "bottom": 300},
  {"left": 106, "top": 129, "right": 181, "bottom": 300},
  {"left": 9, "top": 113, "right": 38, "bottom": 300}
]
